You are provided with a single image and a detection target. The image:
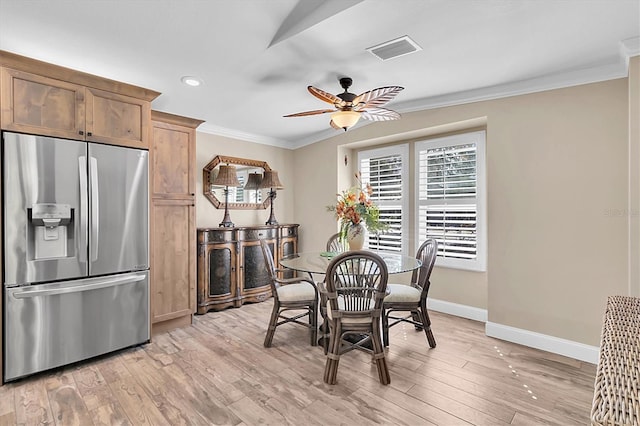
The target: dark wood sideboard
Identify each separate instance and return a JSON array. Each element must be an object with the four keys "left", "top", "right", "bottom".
[{"left": 196, "top": 224, "right": 298, "bottom": 313}]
